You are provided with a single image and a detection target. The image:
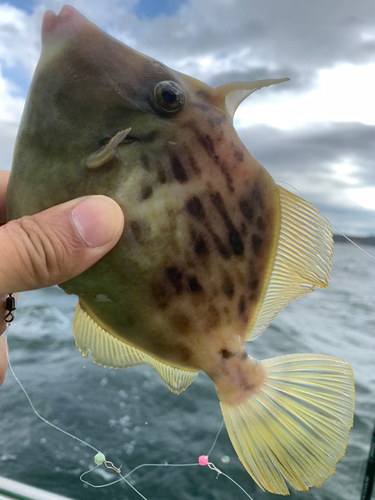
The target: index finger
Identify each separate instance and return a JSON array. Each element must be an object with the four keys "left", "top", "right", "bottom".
[
  {"left": 0, "top": 334, "right": 8, "bottom": 386},
  {"left": 0, "top": 170, "right": 10, "bottom": 225}
]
